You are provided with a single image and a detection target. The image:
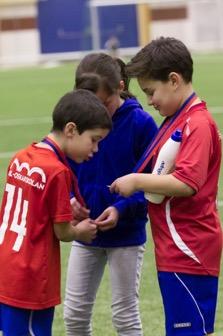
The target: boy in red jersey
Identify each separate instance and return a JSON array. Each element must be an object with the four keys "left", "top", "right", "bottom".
[
  {"left": 110, "top": 37, "right": 222, "bottom": 336},
  {"left": 0, "top": 89, "right": 111, "bottom": 336}
]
